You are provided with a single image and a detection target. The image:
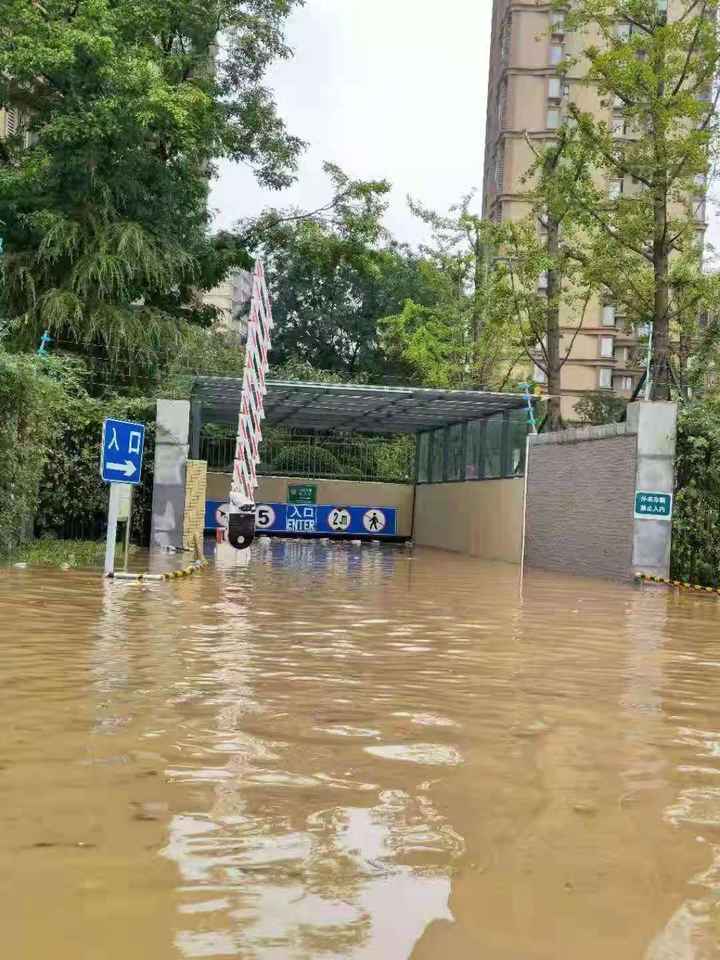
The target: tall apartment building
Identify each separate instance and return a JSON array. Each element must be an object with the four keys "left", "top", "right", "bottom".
[
  {"left": 482, "top": 1, "right": 707, "bottom": 419},
  {"left": 0, "top": 107, "right": 18, "bottom": 140},
  {"left": 202, "top": 269, "right": 253, "bottom": 339}
]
